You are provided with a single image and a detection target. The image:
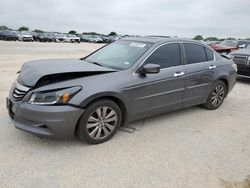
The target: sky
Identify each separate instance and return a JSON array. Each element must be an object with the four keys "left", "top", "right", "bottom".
[{"left": 0, "top": 0, "right": 250, "bottom": 38}]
